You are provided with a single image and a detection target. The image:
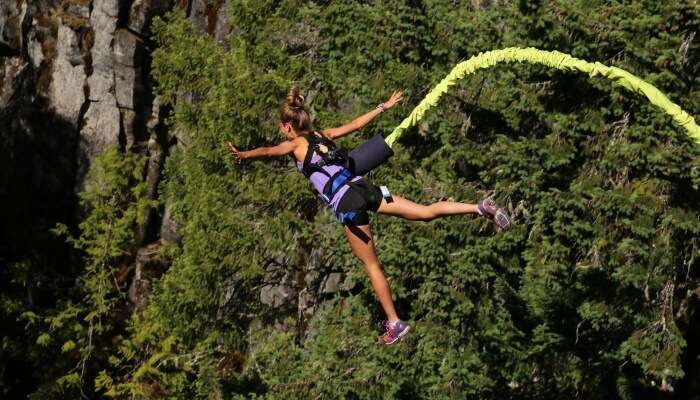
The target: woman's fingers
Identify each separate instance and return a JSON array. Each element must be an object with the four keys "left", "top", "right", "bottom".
[
  {"left": 227, "top": 142, "right": 240, "bottom": 157},
  {"left": 226, "top": 142, "right": 242, "bottom": 163},
  {"left": 387, "top": 90, "right": 403, "bottom": 107}
]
